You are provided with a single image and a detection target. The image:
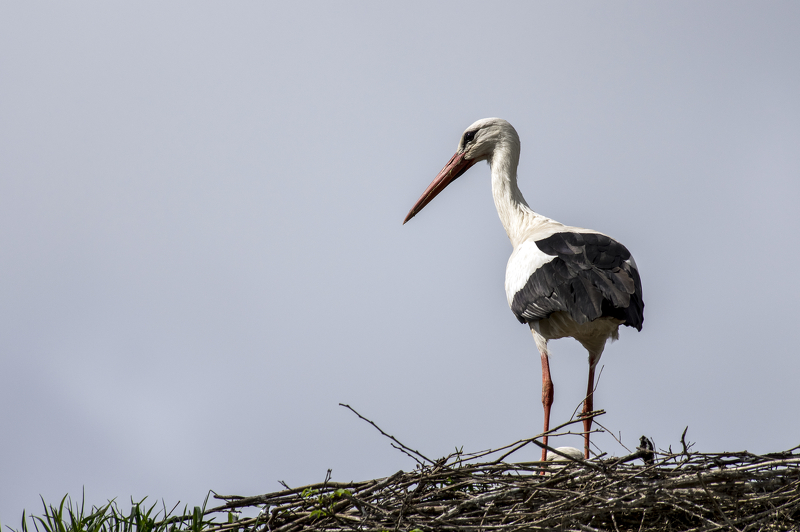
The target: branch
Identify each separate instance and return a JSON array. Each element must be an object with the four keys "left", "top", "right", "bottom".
[{"left": 339, "top": 403, "right": 434, "bottom": 465}]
